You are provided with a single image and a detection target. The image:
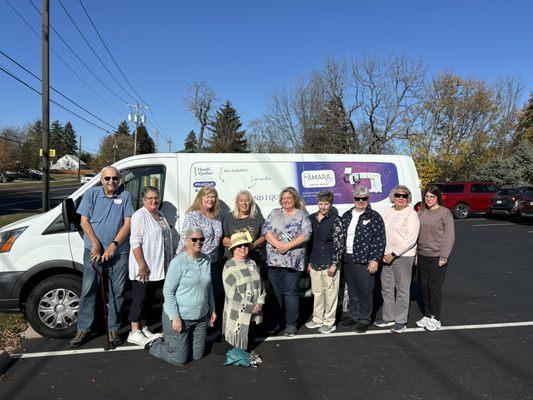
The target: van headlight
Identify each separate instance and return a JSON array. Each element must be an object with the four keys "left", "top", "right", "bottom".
[{"left": 0, "top": 227, "right": 27, "bottom": 253}]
